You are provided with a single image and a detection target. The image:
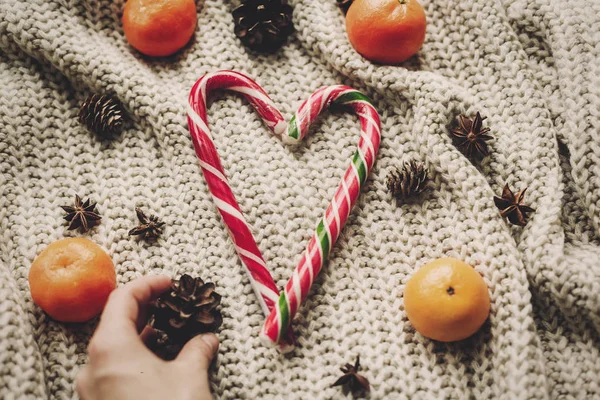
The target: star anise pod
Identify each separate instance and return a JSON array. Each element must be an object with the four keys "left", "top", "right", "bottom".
[
  {"left": 450, "top": 112, "right": 493, "bottom": 159},
  {"left": 129, "top": 208, "right": 165, "bottom": 239},
  {"left": 493, "top": 184, "right": 535, "bottom": 226},
  {"left": 61, "top": 195, "right": 101, "bottom": 233},
  {"left": 332, "top": 356, "right": 370, "bottom": 392}
]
